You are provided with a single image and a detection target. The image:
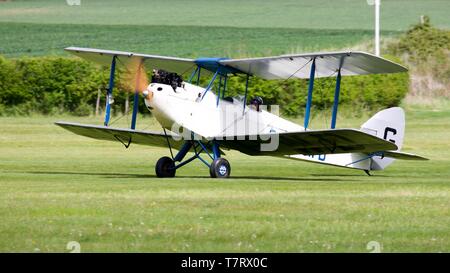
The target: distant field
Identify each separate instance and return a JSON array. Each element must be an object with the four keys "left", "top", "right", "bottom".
[
  {"left": 0, "top": 22, "right": 387, "bottom": 58},
  {"left": 0, "top": 0, "right": 449, "bottom": 30},
  {"left": 0, "top": 105, "right": 449, "bottom": 252},
  {"left": 0, "top": 0, "right": 449, "bottom": 57}
]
